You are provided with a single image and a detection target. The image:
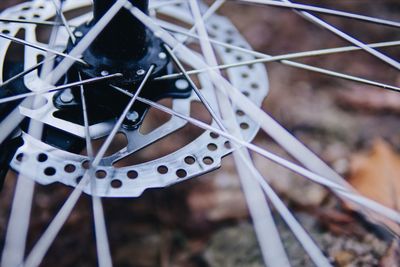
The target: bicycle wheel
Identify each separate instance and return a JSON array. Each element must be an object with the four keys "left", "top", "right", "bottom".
[{"left": 0, "top": 0, "right": 399, "bottom": 266}]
